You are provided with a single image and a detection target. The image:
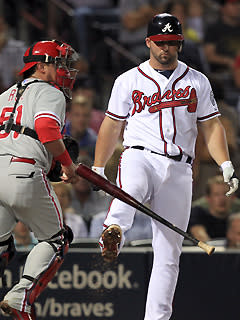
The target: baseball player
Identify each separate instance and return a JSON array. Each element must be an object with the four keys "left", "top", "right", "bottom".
[
  {"left": 92, "top": 14, "right": 239, "bottom": 320},
  {"left": 0, "top": 40, "right": 79, "bottom": 319}
]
